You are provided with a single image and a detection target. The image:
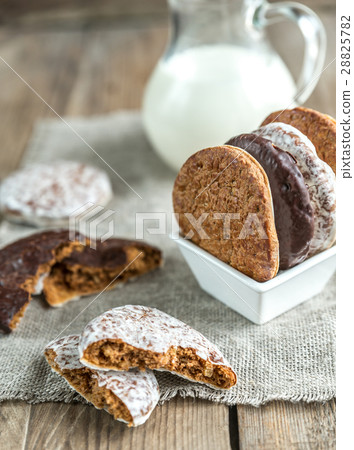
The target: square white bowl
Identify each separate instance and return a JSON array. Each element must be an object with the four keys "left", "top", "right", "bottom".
[{"left": 173, "top": 236, "right": 336, "bottom": 325}]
